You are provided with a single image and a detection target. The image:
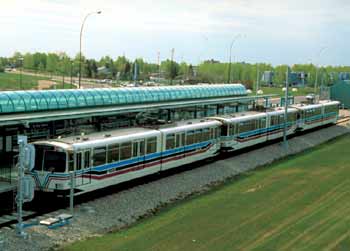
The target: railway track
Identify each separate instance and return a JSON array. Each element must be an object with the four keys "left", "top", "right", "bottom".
[
  {"left": 1, "top": 117, "right": 349, "bottom": 230},
  {"left": 336, "top": 116, "right": 350, "bottom": 124}
]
